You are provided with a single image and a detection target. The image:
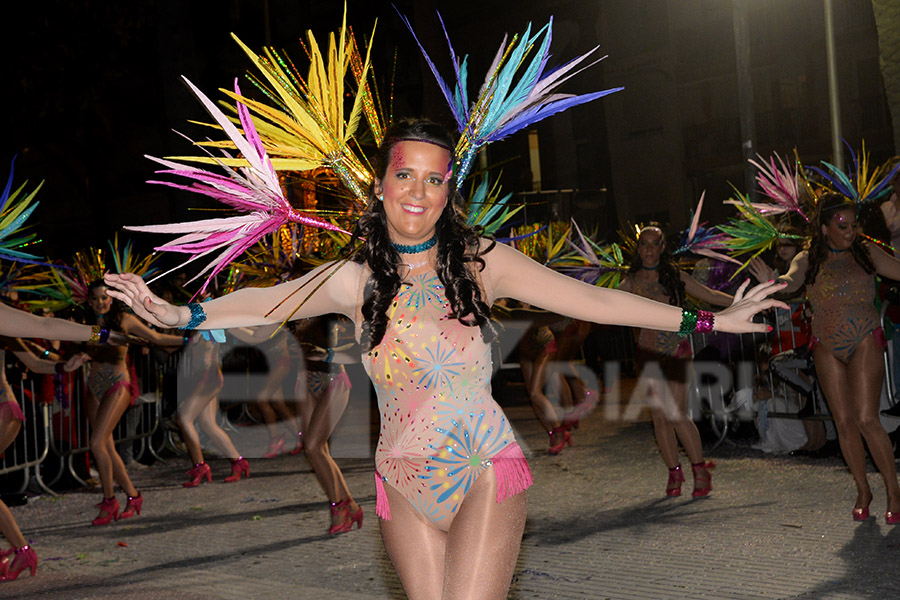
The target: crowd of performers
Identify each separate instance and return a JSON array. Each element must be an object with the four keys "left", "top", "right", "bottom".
[{"left": 2, "top": 7, "right": 899, "bottom": 598}]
